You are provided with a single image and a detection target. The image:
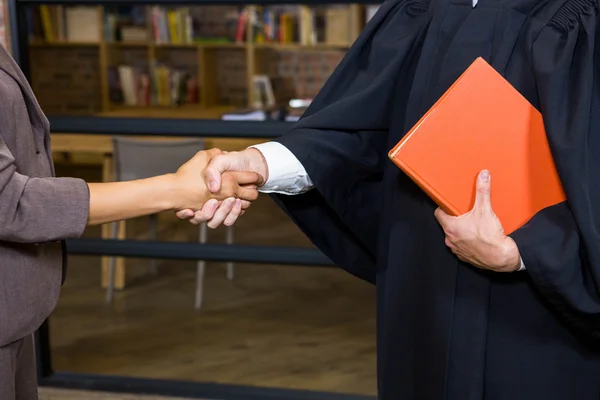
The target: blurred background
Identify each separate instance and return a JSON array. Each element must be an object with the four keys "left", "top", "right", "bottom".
[{"left": 1, "top": 2, "right": 382, "bottom": 399}]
